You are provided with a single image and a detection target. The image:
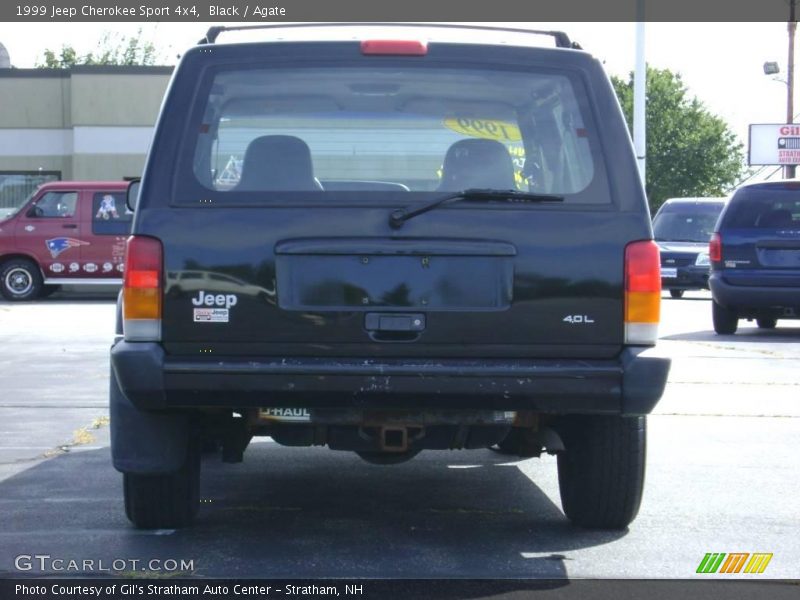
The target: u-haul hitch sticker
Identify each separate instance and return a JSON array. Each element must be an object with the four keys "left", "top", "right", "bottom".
[
  {"left": 260, "top": 408, "right": 312, "bottom": 422},
  {"left": 193, "top": 308, "right": 229, "bottom": 323}
]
